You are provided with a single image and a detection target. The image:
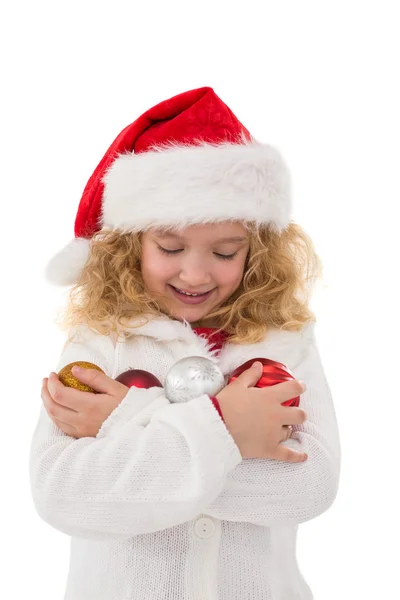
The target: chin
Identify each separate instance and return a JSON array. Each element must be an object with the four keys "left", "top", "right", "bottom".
[
  {"left": 165, "top": 303, "right": 212, "bottom": 323},
  {"left": 175, "top": 308, "right": 208, "bottom": 322},
  {"left": 159, "top": 291, "right": 226, "bottom": 324}
]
